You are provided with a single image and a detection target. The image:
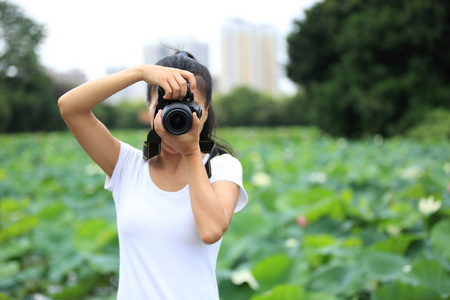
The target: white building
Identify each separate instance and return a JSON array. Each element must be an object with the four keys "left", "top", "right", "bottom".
[{"left": 220, "top": 18, "right": 279, "bottom": 95}]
